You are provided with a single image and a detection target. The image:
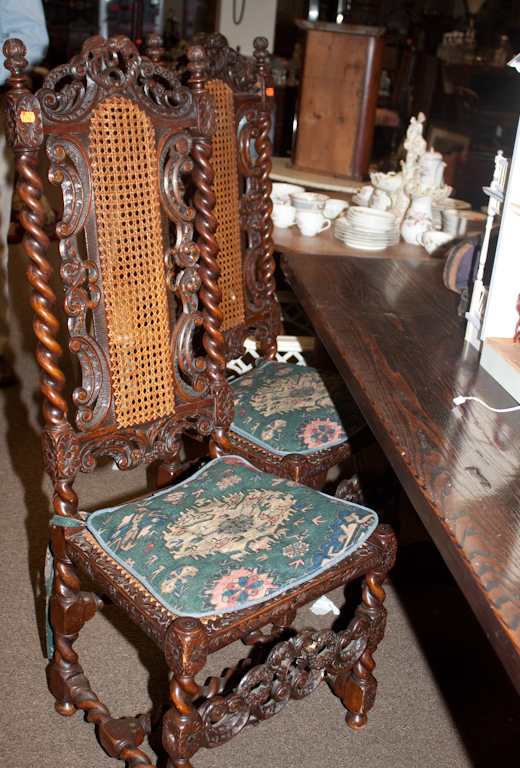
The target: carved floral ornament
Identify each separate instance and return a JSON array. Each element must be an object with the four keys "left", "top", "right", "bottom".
[
  {"left": 42, "top": 428, "right": 81, "bottom": 481},
  {"left": 197, "top": 92, "right": 218, "bottom": 136},
  {"left": 3, "top": 93, "right": 44, "bottom": 151}
]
